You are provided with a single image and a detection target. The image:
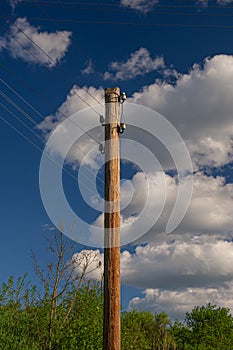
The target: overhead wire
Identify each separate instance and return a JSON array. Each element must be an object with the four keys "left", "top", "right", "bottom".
[
  {"left": 1, "top": 14, "right": 104, "bottom": 110},
  {"left": 0, "top": 68, "right": 102, "bottom": 151},
  {"left": 0, "top": 100, "right": 43, "bottom": 141},
  {"left": 18, "top": 12, "right": 233, "bottom": 26},
  {"left": 0, "top": 20, "right": 104, "bottom": 146},
  {"left": 0, "top": 91, "right": 106, "bottom": 196},
  {"left": 12, "top": 18, "right": 103, "bottom": 109},
  {"left": 12, "top": 18, "right": 233, "bottom": 29},
  {"left": 0, "top": 24, "right": 103, "bottom": 120},
  {"left": 0, "top": 89, "right": 38, "bottom": 125},
  {"left": 16, "top": 0, "right": 233, "bottom": 9},
  {"left": 0, "top": 77, "right": 45, "bottom": 122},
  {"left": 0, "top": 113, "right": 81, "bottom": 184},
  {"left": 13, "top": 1, "right": 104, "bottom": 109},
  {"left": 0, "top": 13, "right": 106, "bottom": 192},
  {"left": 0, "top": 15, "right": 109, "bottom": 192},
  {"left": 14, "top": 1, "right": 233, "bottom": 17},
  {"left": 0, "top": 77, "right": 106, "bottom": 190},
  {"left": 13, "top": 0, "right": 233, "bottom": 16}
]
